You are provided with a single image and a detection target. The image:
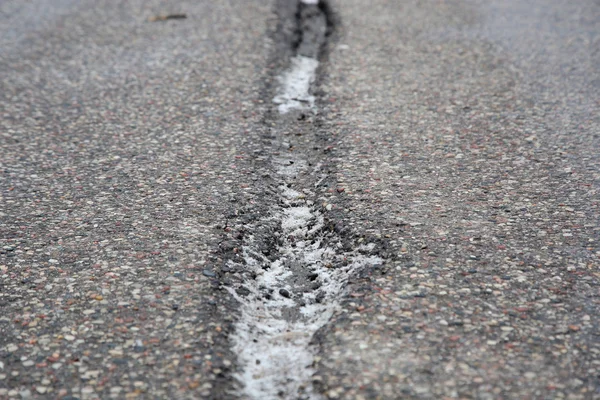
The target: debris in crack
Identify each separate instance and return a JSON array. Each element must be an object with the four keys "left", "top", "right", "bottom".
[{"left": 148, "top": 13, "right": 187, "bottom": 22}]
